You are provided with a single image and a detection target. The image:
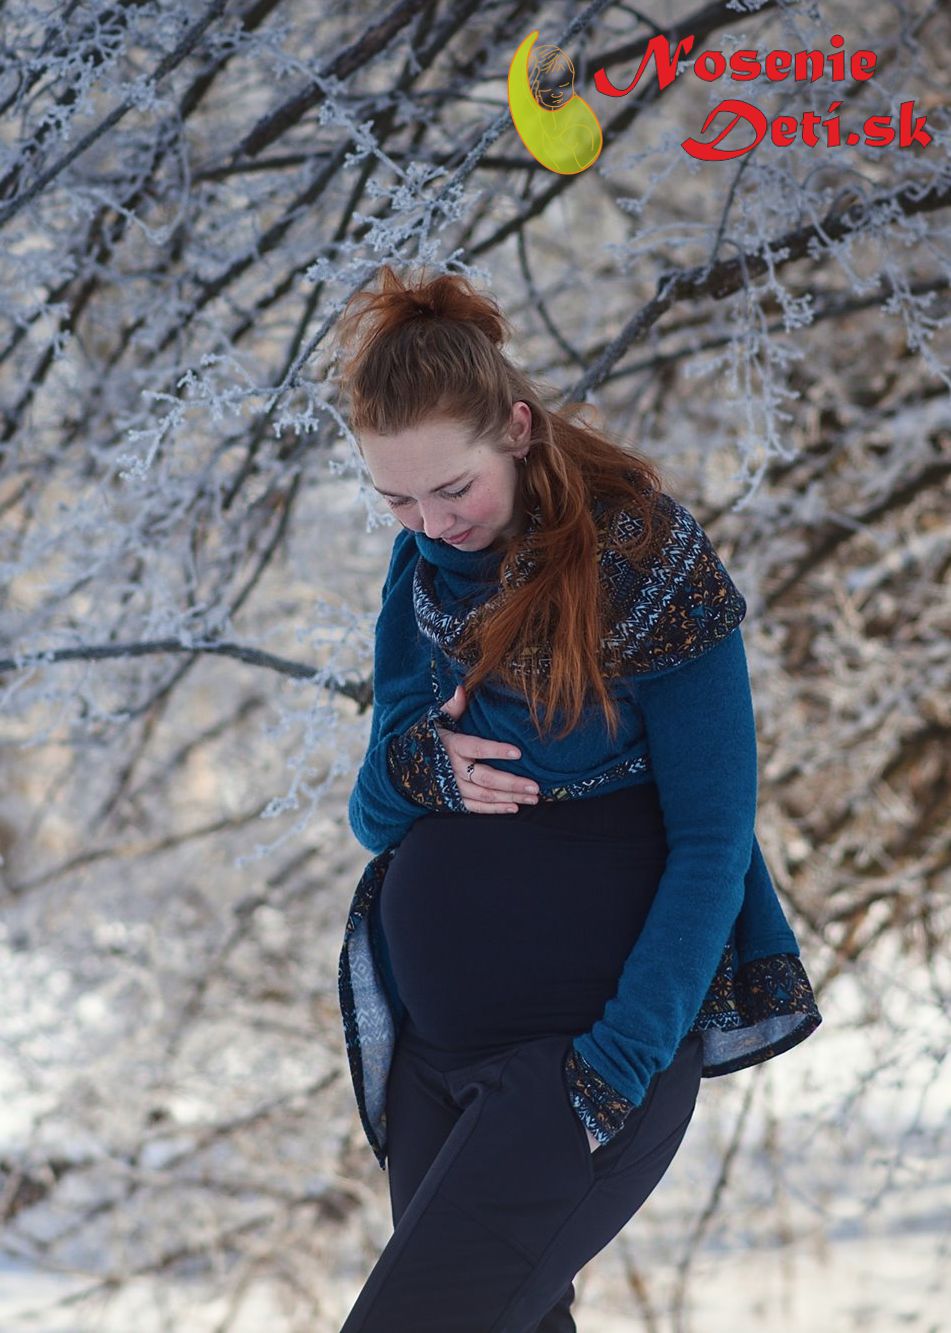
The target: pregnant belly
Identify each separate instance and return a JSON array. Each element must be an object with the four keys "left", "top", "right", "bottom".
[{"left": 378, "top": 784, "right": 668, "bottom": 1052}]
